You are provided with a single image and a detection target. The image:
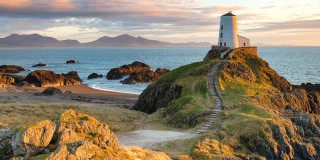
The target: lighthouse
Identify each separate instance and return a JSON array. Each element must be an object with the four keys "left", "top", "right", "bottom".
[{"left": 218, "top": 12, "right": 250, "bottom": 49}]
